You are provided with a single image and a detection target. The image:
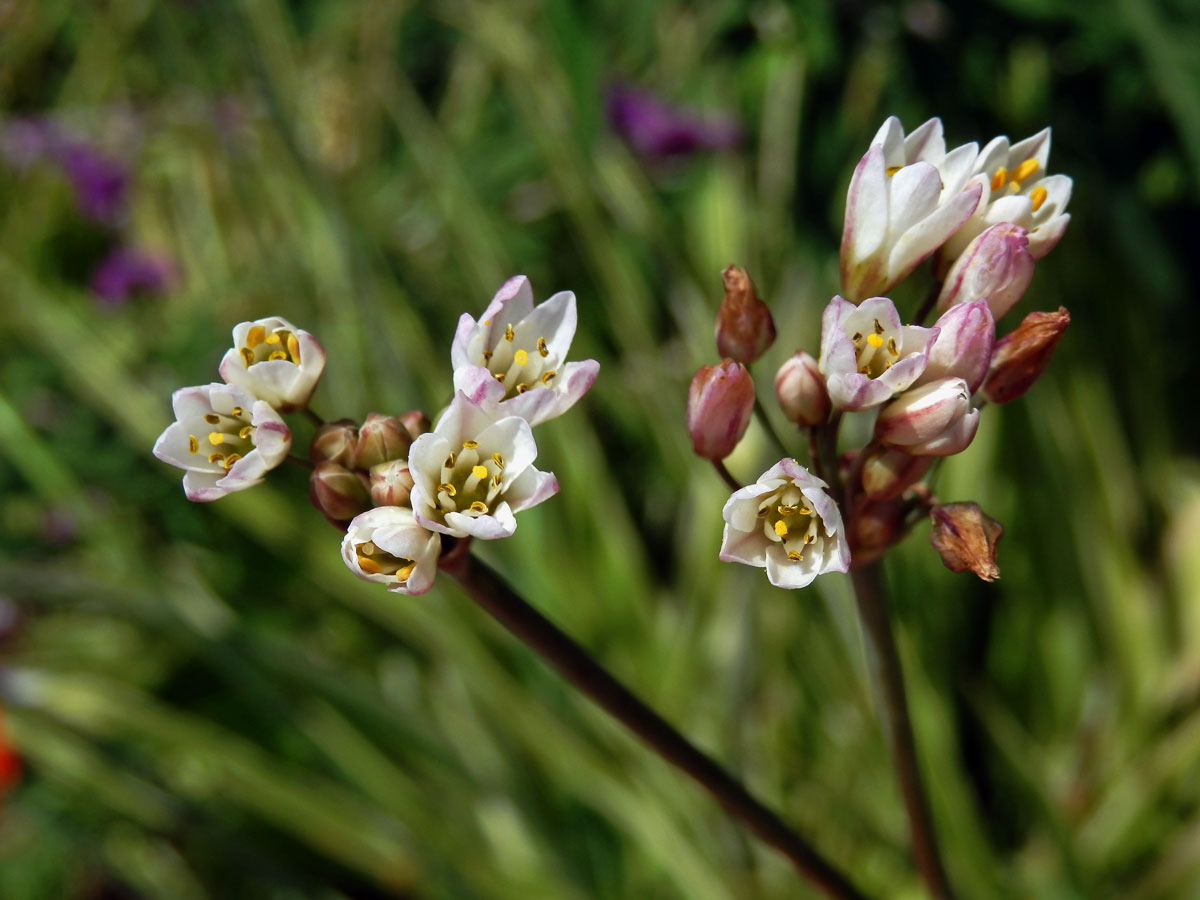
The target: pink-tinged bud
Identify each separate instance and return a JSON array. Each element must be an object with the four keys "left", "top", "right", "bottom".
[
  {"left": 309, "top": 419, "right": 359, "bottom": 465},
  {"left": 936, "top": 223, "right": 1035, "bottom": 320},
  {"left": 715, "top": 266, "right": 776, "bottom": 364},
  {"left": 983, "top": 307, "right": 1070, "bottom": 404},
  {"left": 921, "top": 300, "right": 995, "bottom": 393},
  {"left": 397, "top": 410, "right": 430, "bottom": 442},
  {"left": 353, "top": 413, "right": 413, "bottom": 470},
  {"left": 310, "top": 461, "right": 371, "bottom": 529},
  {"left": 687, "top": 359, "right": 755, "bottom": 460},
  {"left": 860, "top": 446, "right": 934, "bottom": 500},
  {"left": 774, "top": 351, "right": 830, "bottom": 427},
  {"left": 848, "top": 498, "right": 906, "bottom": 566},
  {"left": 370, "top": 459, "right": 415, "bottom": 508},
  {"left": 929, "top": 502, "right": 1003, "bottom": 581},
  {"left": 876, "top": 377, "right": 975, "bottom": 456}
]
